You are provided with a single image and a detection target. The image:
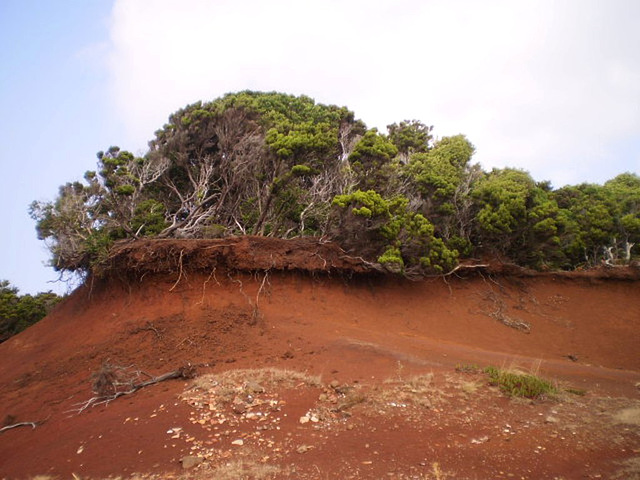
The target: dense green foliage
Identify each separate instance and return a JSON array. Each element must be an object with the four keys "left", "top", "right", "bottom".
[
  {"left": 31, "top": 91, "right": 640, "bottom": 276},
  {"left": 484, "top": 366, "right": 557, "bottom": 399},
  {"left": 0, "top": 280, "right": 61, "bottom": 342}
]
